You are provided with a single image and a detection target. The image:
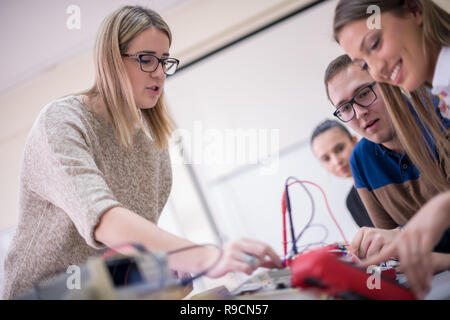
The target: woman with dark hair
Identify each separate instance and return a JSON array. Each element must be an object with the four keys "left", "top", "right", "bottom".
[{"left": 311, "top": 120, "right": 374, "bottom": 228}]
